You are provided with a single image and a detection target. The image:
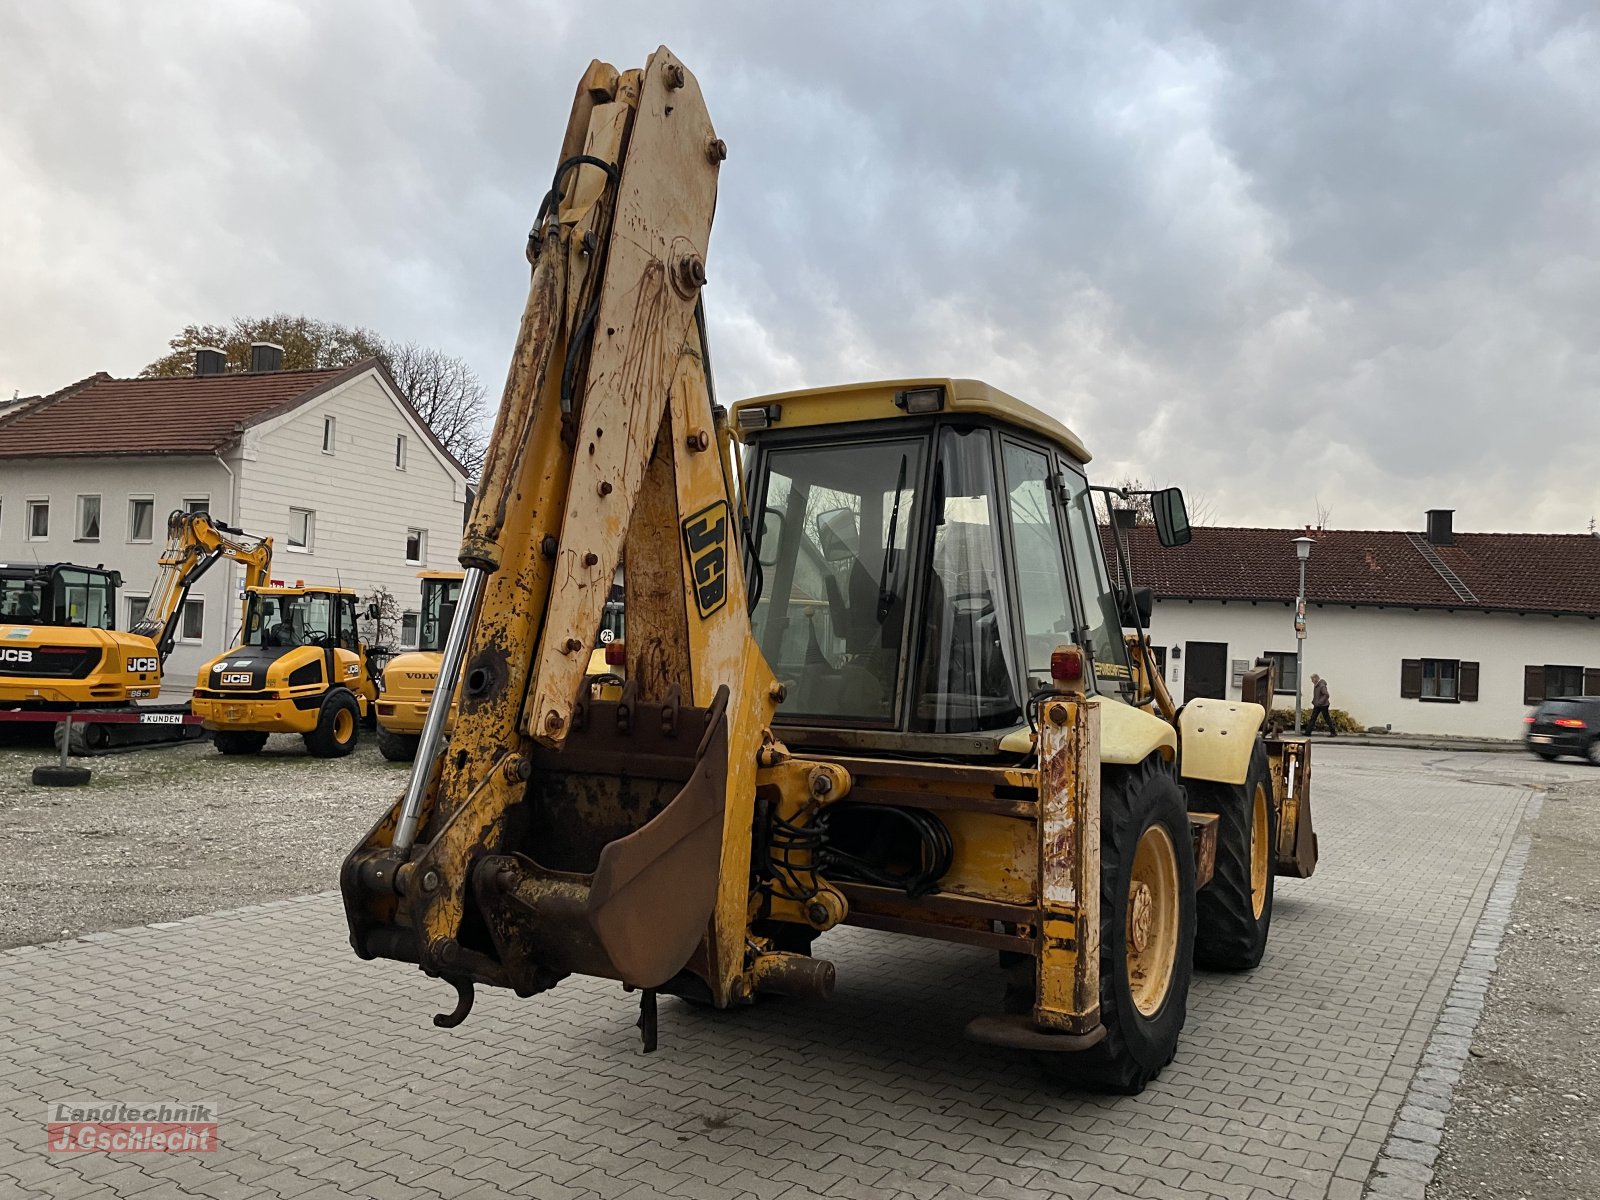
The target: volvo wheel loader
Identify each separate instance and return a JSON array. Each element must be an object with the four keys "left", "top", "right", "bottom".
[
  {"left": 193, "top": 584, "right": 382, "bottom": 757},
  {"left": 1, "top": 511, "right": 271, "bottom": 753},
  {"left": 376, "top": 570, "right": 625, "bottom": 762},
  {"left": 342, "top": 47, "right": 1317, "bottom": 1093}
]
